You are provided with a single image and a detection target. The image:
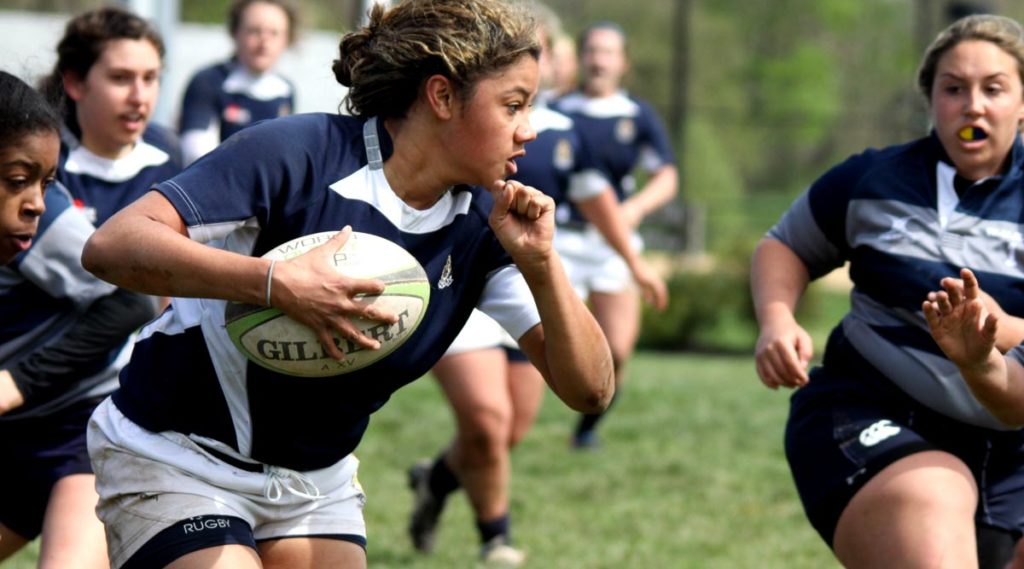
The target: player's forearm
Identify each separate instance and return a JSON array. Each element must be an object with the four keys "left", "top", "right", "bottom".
[
  {"left": 10, "top": 288, "right": 157, "bottom": 405},
  {"left": 519, "top": 253, "right": 615, "bottom": 413},
  {"left": 751, "top": 238, "right": 810, "bottom": 327},
  {"left": 83, "top": 207, "right": 269, "bottom": 305},
  {"left": 959, "top": 352, "right": 1024, "bottom": 427},
  {"left": 625, "top": 165, "right": 678, "bottom": 219},
  {"left": 992, "top": 313, "right": 1024, "bottom": 353}
]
